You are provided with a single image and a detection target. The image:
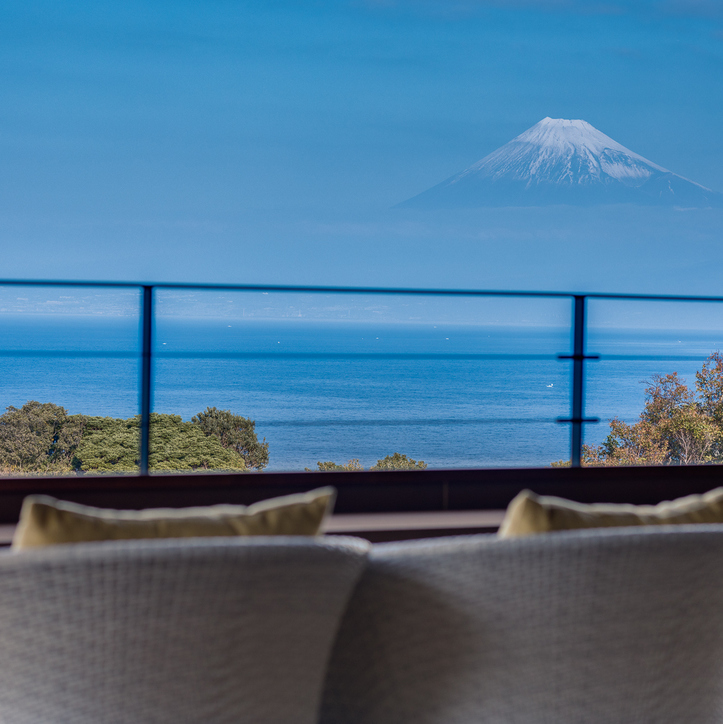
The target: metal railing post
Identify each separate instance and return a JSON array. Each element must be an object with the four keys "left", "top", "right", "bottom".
[
  {"left": 557, "top": 295, "right": 598, "bottom": 467},
  {"left": 140, "top": 286, "right": 153, "bottom": 475},
  {"left": 570, "top": 296, "right": 586, "bottom": 467}
]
